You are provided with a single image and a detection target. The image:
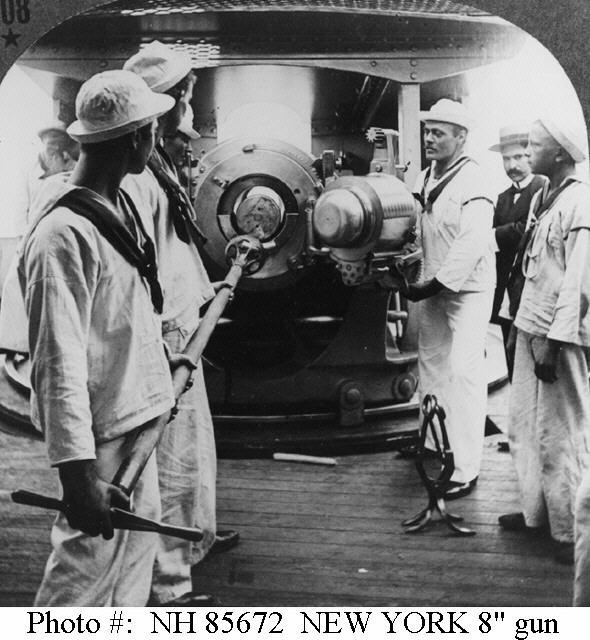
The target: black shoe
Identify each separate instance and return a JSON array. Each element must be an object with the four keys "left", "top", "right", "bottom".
[
  {"left": 498, "top": 512, "right": 528, "bottom": 531},
  {"left": 210, "top": 529, "right": 240, "bottom": 554},
  {"left": 444, "top": 477, "right": 478, "bottom": 501},
  {"left": 498, "top": 512, "right": 547, "bottom": 535},
  {"left": 553, "top": 541, "right": 574, "bottom": 565},
  {"left": 157, "top": 592, "right": 220, "bottom": 607}
]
